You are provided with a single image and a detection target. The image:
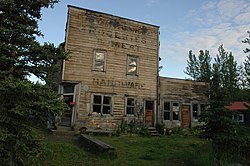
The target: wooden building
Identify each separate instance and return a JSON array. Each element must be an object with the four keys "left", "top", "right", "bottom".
[
  {"left": 60, "top": 5, "right": 160, "bottom": 130},
  {"left": 159, "top": 77, "right": 209, "bottom": 128},
  {"left": 59, "top": 5, "right": 209, "bottom": 131}
]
